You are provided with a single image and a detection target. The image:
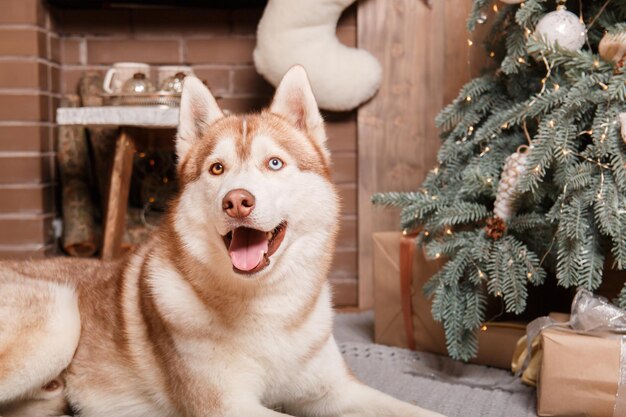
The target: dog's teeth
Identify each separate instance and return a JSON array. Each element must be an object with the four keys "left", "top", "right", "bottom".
[{"left": 266, "top": 232, "right": 272, "bottom": 239}]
